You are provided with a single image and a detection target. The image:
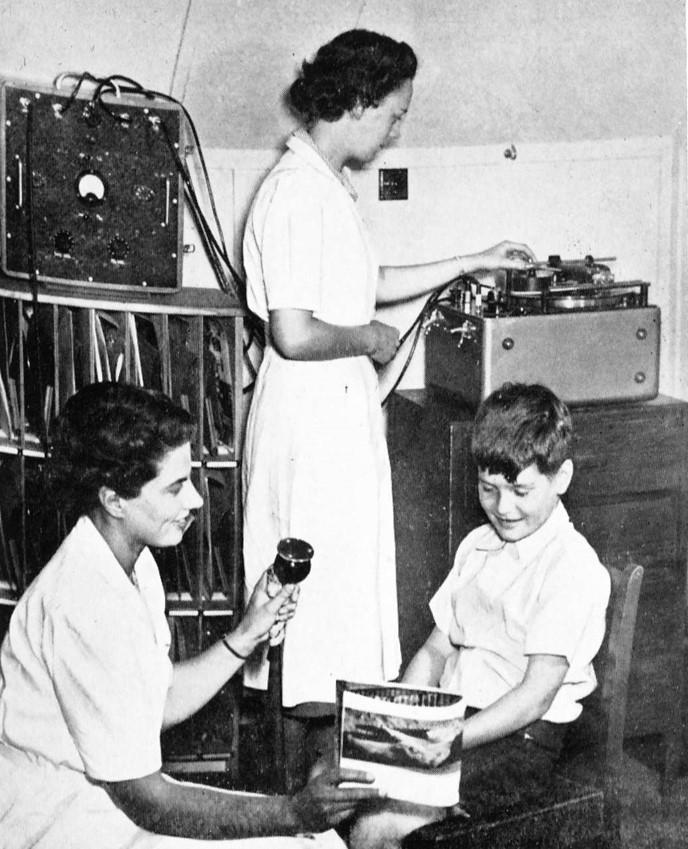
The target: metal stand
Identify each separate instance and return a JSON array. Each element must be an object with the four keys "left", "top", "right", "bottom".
[{"left": 267, "top": 642, "right": 286, "bottom": 793}]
